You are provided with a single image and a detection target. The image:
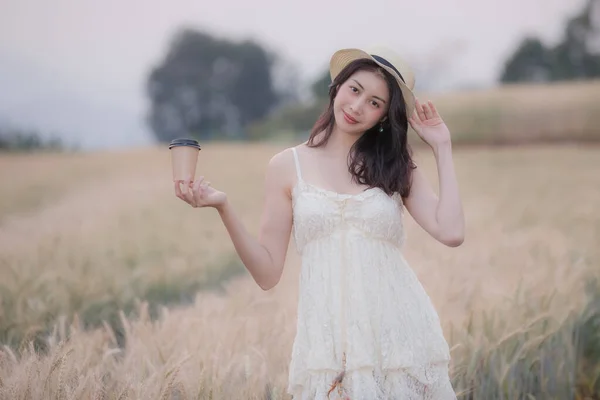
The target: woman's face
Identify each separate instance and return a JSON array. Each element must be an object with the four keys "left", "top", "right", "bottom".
[{"left": 333, "top": 69, "right": 390, "bottom": 135}]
